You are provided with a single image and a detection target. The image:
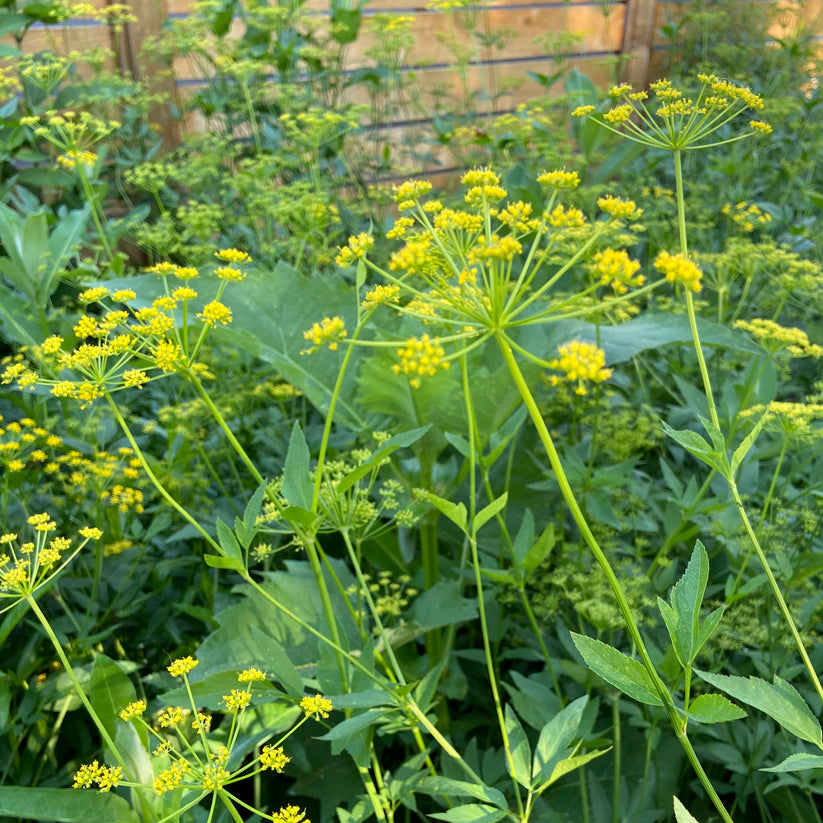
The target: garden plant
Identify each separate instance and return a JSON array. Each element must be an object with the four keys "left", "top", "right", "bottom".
[{"left": 2, "top": 1, "right": 823, "bottom": 822}]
